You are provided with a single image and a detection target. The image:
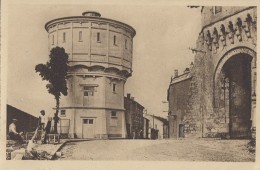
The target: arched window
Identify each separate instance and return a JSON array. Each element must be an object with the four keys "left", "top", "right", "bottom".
[
  {"left": 52, "top": 35, "right": 54, "bottom": 45},
  {"left": 79, "top": 31, "right": 82, "bottom": 42},
  {"left": 63, "top": 32, "right": 66, "bottom": 42},
  {"left": 97, "top": 32, "right": 101, "bottom": 42},
  {"left": 113, "top": 35, "right": 117, "bottom": 45},
  {"left": 125, "top": 39, "right": 127, "bottom": 49}
]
